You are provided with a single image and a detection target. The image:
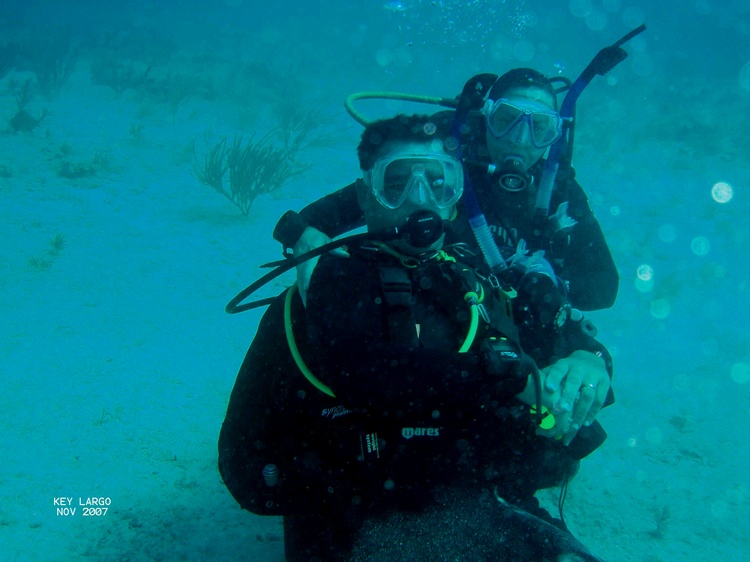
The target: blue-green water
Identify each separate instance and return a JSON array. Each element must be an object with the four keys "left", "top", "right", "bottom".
[{"left": 1, "top": 1, "right": 748, "bottom": 560}]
